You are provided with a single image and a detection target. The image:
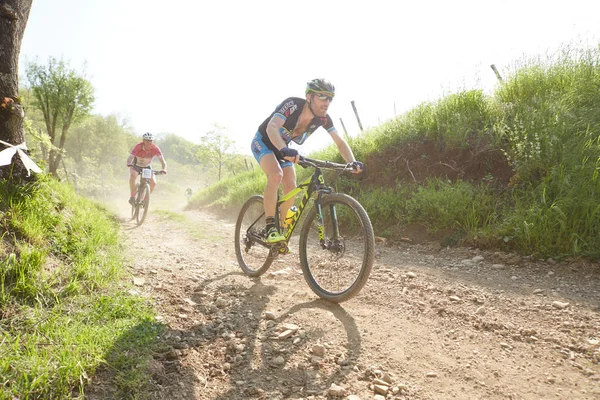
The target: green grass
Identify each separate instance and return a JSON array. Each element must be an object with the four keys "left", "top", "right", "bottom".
[{"left": 0, "top": 176, "right": 163, "bottom": 399}]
